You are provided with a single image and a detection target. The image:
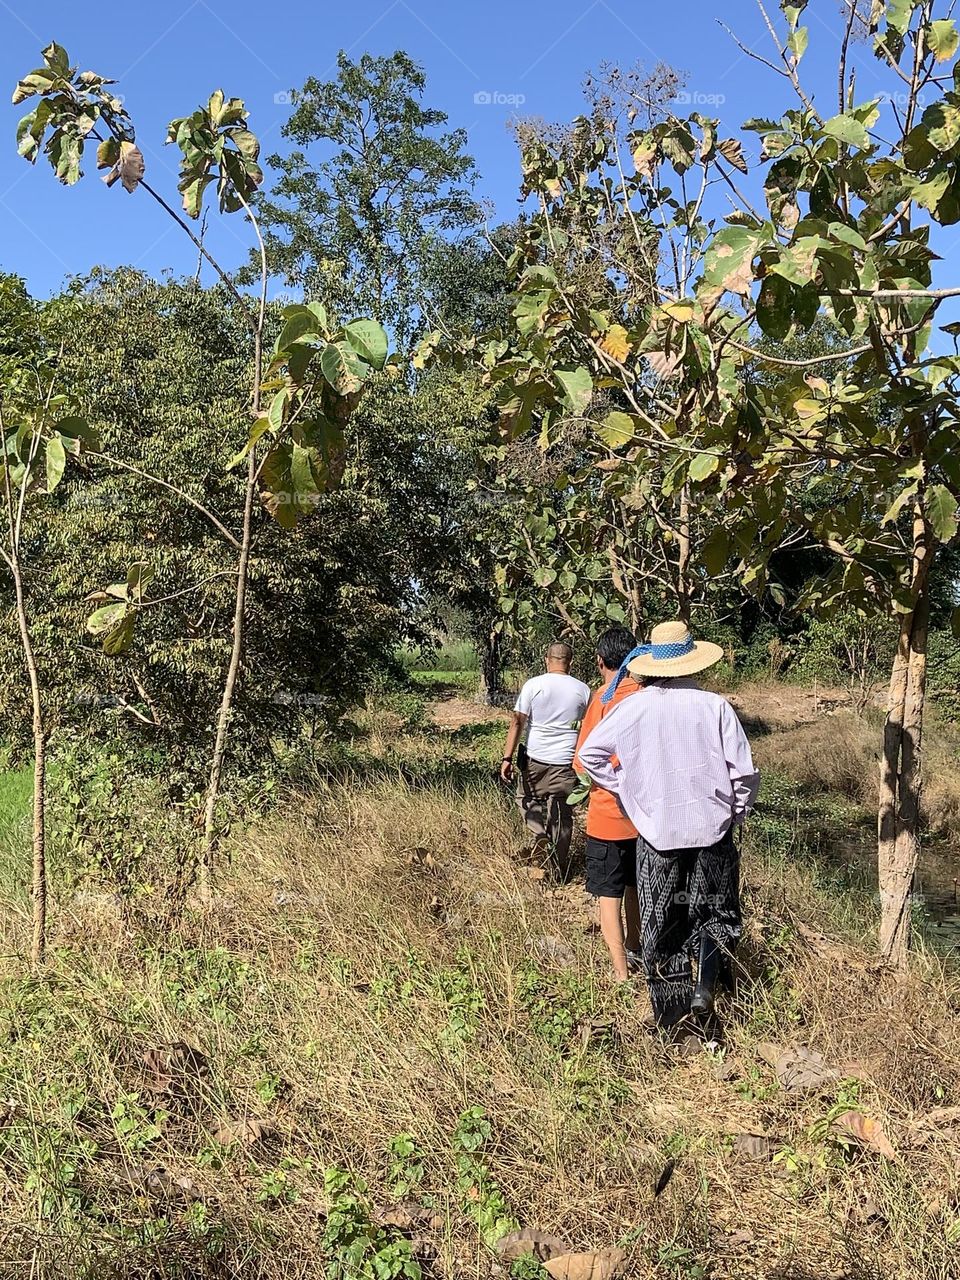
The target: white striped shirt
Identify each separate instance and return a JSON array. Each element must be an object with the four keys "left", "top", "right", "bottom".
[{"left": 577, "top": 678, "right": 760, "bottom": 851}]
